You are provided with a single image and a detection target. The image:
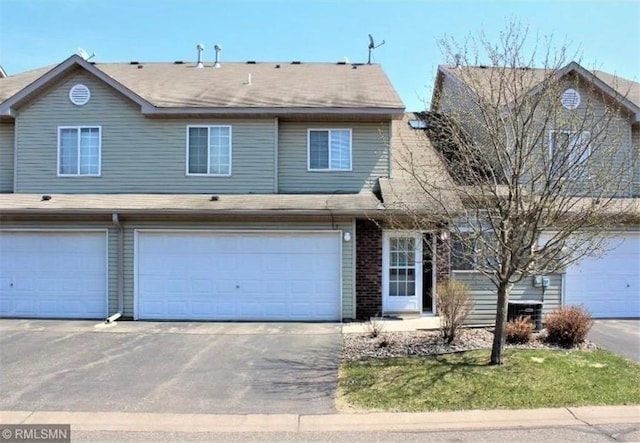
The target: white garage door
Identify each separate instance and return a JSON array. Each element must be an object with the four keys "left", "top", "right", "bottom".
[
  {"left": 0, "top": 231, "right": 108, "bottom": 319},
  {"left": 565, "top": 233, "right": 640, "bottom": 318},
  {"left": 136, "top": 231, "right": 341, "bottom": 321}
]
